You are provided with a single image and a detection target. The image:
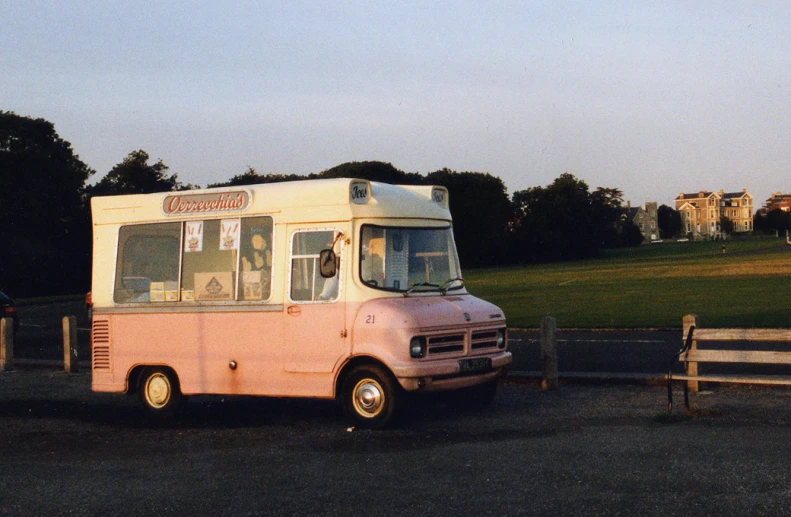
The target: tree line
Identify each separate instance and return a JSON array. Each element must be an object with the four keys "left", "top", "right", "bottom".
[{"left": 1, "top": 111, "right": 783, "bottom": 298}]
